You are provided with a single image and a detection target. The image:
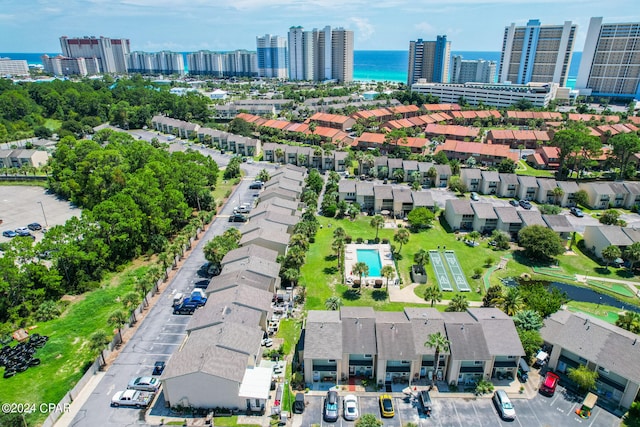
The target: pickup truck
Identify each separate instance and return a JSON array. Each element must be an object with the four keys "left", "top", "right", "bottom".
[{"left": 111, "top": 389, "right": 154, "bottom": 408}]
